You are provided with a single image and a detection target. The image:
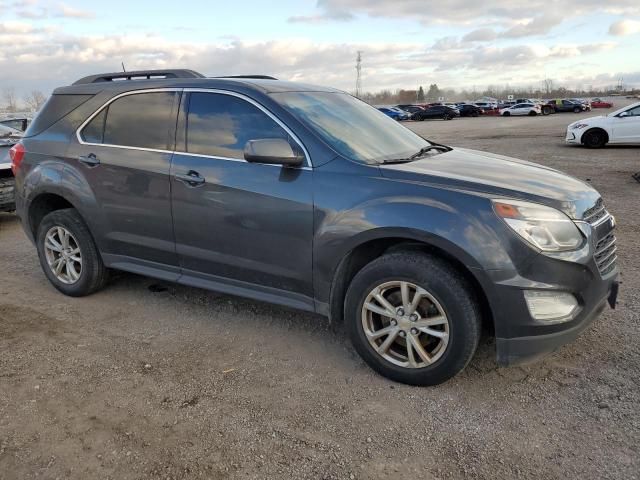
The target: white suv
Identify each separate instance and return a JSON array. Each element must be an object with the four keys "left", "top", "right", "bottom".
[{"left": 566, "top": 101, "right": 640, "bottom": 148}]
